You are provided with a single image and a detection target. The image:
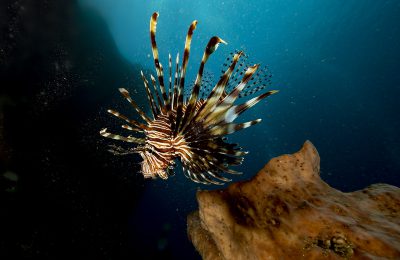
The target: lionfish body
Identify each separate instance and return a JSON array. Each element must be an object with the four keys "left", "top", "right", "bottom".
[{"left": 100, "top": 12, "right": 277, "bottom": 185}]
